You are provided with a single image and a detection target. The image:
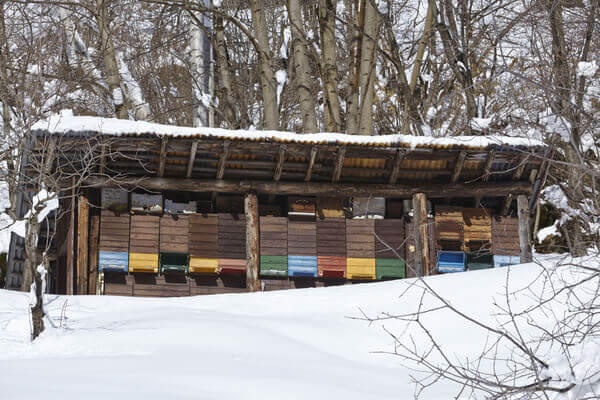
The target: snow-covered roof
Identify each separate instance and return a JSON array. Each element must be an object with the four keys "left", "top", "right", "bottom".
[{"left": 32, "top": 114, "right": 546, "bottom": 150}]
